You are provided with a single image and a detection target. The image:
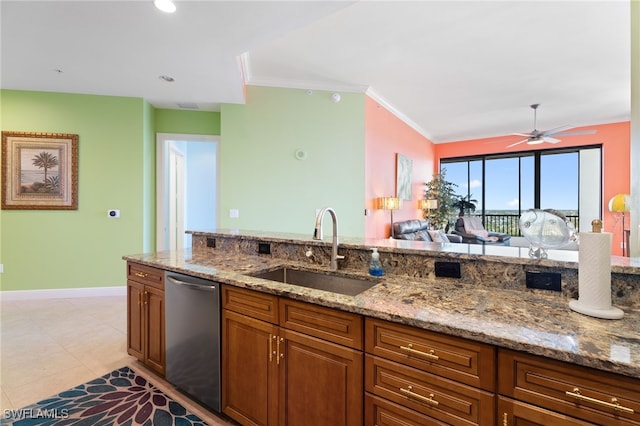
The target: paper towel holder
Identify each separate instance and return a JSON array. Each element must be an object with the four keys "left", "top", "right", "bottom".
[
  {"left": 569, "top": 300, "right": 623, "bottom": 319},
  {"left": 569, "top": 219, "right": 624, "bottom": 320}
]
